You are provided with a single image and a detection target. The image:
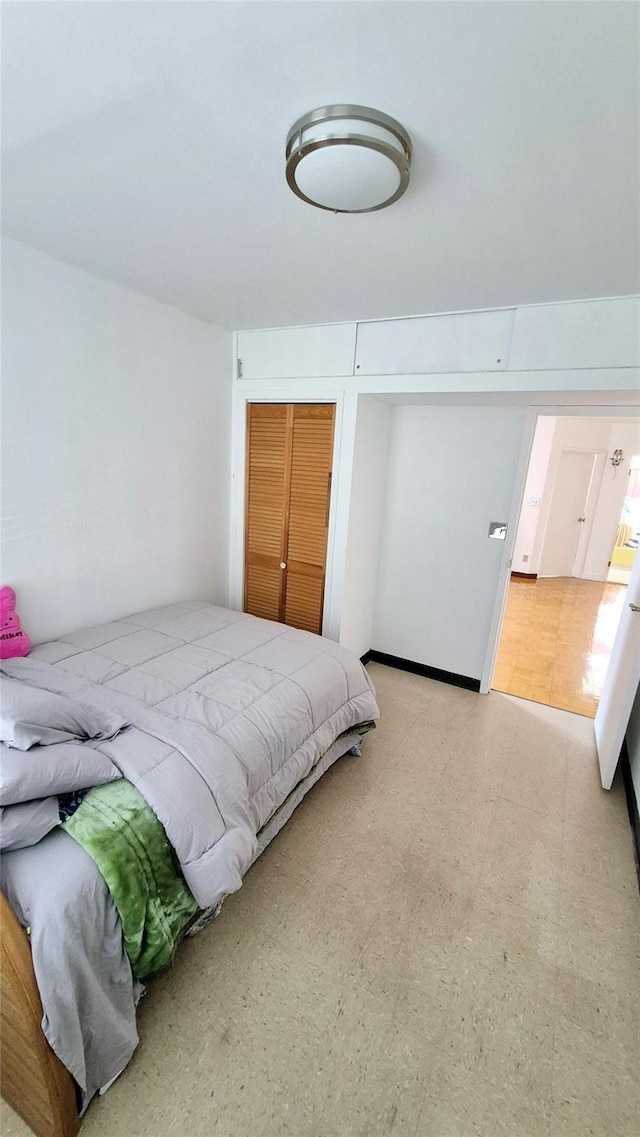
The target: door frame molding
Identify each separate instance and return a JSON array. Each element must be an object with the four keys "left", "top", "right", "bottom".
[{"left": 480, "top": 404, "right": 640, "bottom": 695}]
